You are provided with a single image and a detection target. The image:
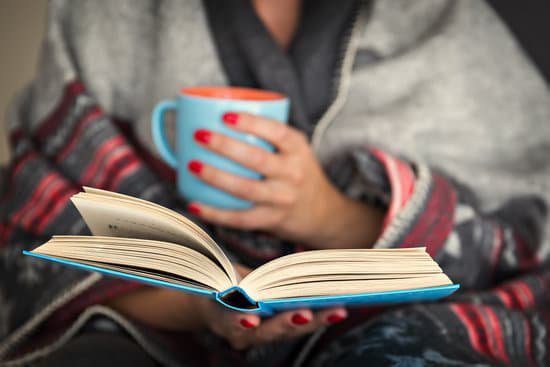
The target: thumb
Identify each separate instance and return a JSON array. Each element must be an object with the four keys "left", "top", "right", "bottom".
[
  {"left": 225, "top": 309, "right": 261, "bottom": 330},
  {"left": 230, "top": 264, "right": 258, "bottom": 329}
]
